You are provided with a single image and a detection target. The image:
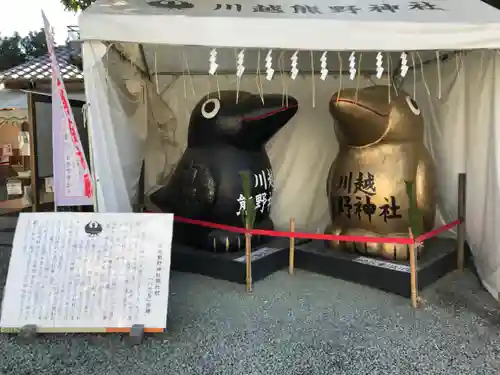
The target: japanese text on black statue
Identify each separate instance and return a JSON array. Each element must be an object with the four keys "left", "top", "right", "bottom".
[
  {"left": 236, "top": 168, "right": 274, "bottom": 217},
  {"left": 149, "top": 1, "right": 445, "bottom": 14},
  {"left": 335, "top": 172, "right": 402, "bottom": 223}
]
